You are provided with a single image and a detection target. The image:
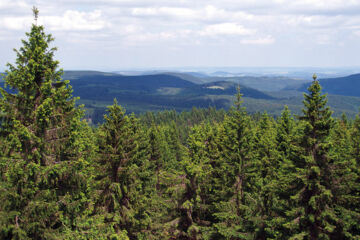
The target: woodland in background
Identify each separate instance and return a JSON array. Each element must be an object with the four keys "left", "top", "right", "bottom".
[{"left": 0, "top": 9, "right": 359, "bottom": 240}]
